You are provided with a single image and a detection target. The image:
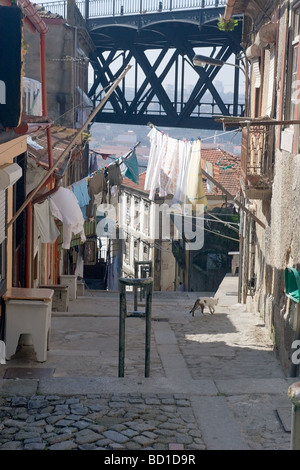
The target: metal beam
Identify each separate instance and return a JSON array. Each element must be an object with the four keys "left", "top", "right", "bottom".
[{"left": 87, "top": 6, "right": 244, "bottom": 129}]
